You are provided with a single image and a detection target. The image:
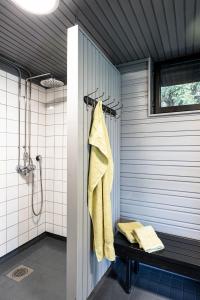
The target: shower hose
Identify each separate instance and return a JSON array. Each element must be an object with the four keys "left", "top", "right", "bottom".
[{"left": 32, "top": 157, "right": 44, "bottom": 216}]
